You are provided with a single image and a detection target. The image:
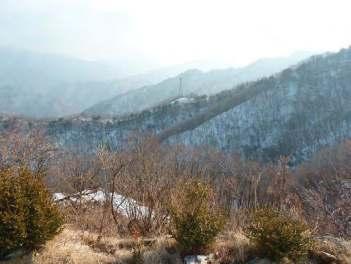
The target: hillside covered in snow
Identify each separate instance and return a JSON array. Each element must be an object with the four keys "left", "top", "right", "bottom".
[{"left": 1, "top": 48, "right": 351, "bottom": 163}]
